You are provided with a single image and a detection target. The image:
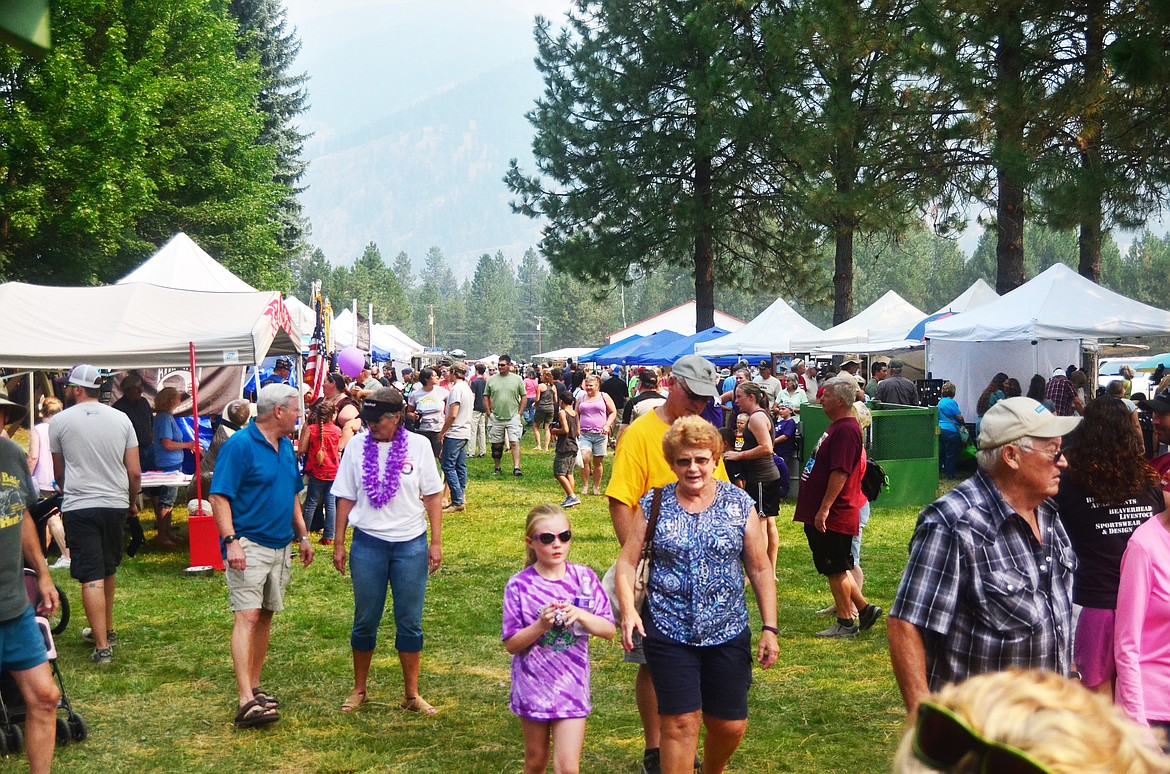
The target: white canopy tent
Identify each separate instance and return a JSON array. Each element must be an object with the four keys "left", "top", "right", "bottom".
[
  {"left": 117, "top": 232, "right": 257, "bottom": 292},
  {"left": 534, "top": 347, "right": 597, "bottom": 361},
  {"left": 0, "top": 282, "right": 301, "bottom": 369},
  {"left": 693, "top": 298, "right": 822, "bottom": 359},
  {"left": 814, "top": 280, "right": 1000, "bottom": 355},
  {"left": 925, "top": 263, "right": 1170, "bottom": 418},
  {"left": 283, "top": 296, "right": 318, "bottom": 350},
  {"left": 331, "top": 308, "right": 424, "bottom": 361},
  {"left": 790, "top": 290, "right": 925, "bottom": 352}
]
